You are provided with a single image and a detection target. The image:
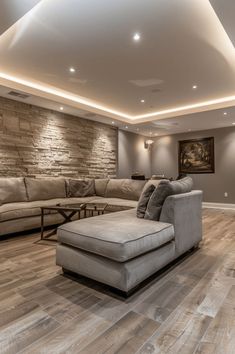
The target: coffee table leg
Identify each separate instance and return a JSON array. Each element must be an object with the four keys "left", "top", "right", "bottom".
[{"left": 41, "top": 209, "right": 44, "bottom": 240}]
